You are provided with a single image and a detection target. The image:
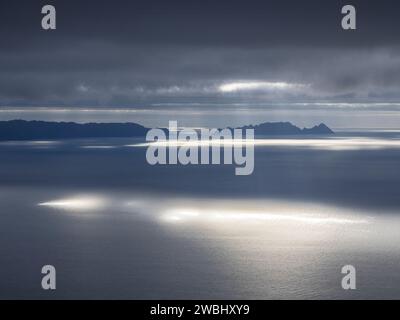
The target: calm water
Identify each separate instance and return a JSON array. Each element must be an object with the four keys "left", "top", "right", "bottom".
[{"left": 1, "top": 132, "right": 400, "bottom": 299}]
